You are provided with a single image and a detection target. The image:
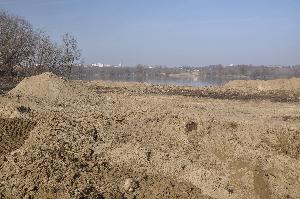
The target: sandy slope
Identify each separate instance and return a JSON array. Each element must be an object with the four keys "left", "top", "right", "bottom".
[
  {"left": 224, "top": 78, "right": 300, "bottom": 92},
  {"left": 0, "top": 73, "right": 299, "bottom": 199}
]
